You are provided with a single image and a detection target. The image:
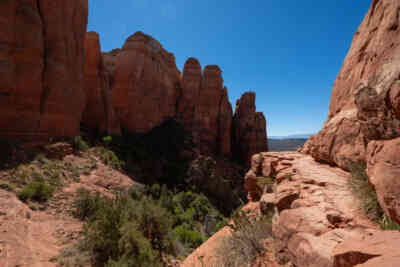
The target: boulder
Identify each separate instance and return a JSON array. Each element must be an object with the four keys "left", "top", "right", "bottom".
[
  {"left": 82, "top": 32, "right": 120, "bottom": 135},
  {"left": 0, "top": 0, "right": 88, "bottom": 142},
  {"left": 302, "top": 0, "right": 400, "bottom": 169}
]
